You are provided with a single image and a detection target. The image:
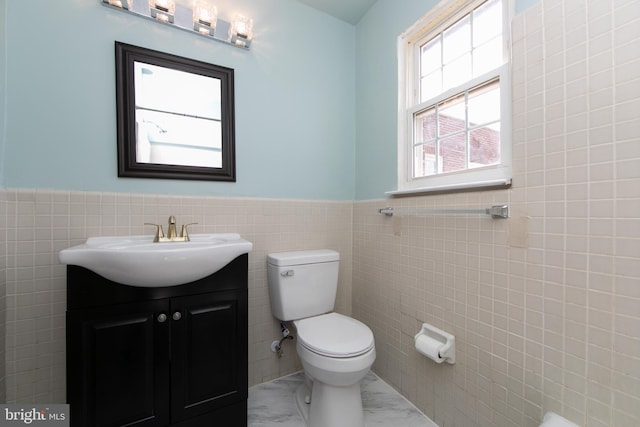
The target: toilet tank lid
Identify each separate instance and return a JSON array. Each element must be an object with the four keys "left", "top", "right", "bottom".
[{"left": 267, "top": 249, "right": 339, "bottom": 266}]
